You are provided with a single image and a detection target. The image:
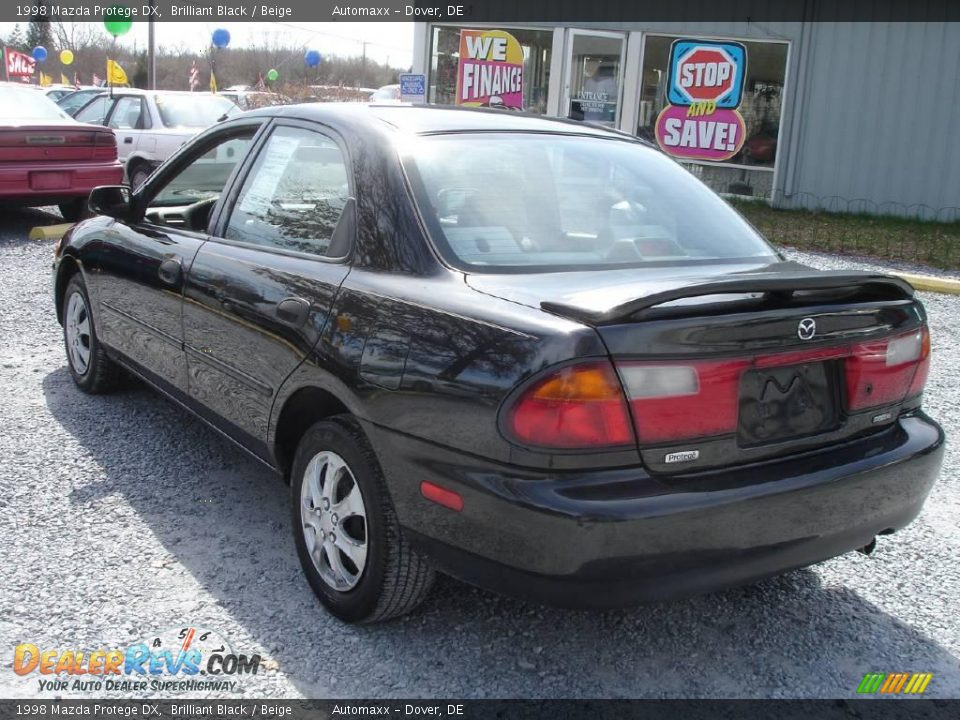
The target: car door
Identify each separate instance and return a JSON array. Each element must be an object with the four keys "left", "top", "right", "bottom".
[
  {"left": 94, "top": 120, "right": 263, "bottom": 394},
  {"left": 106, "top": 95, "right": 148, "bottom": 162},
  {"left": 182, "top": 121, "right": 355, "bottom": 449}
]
